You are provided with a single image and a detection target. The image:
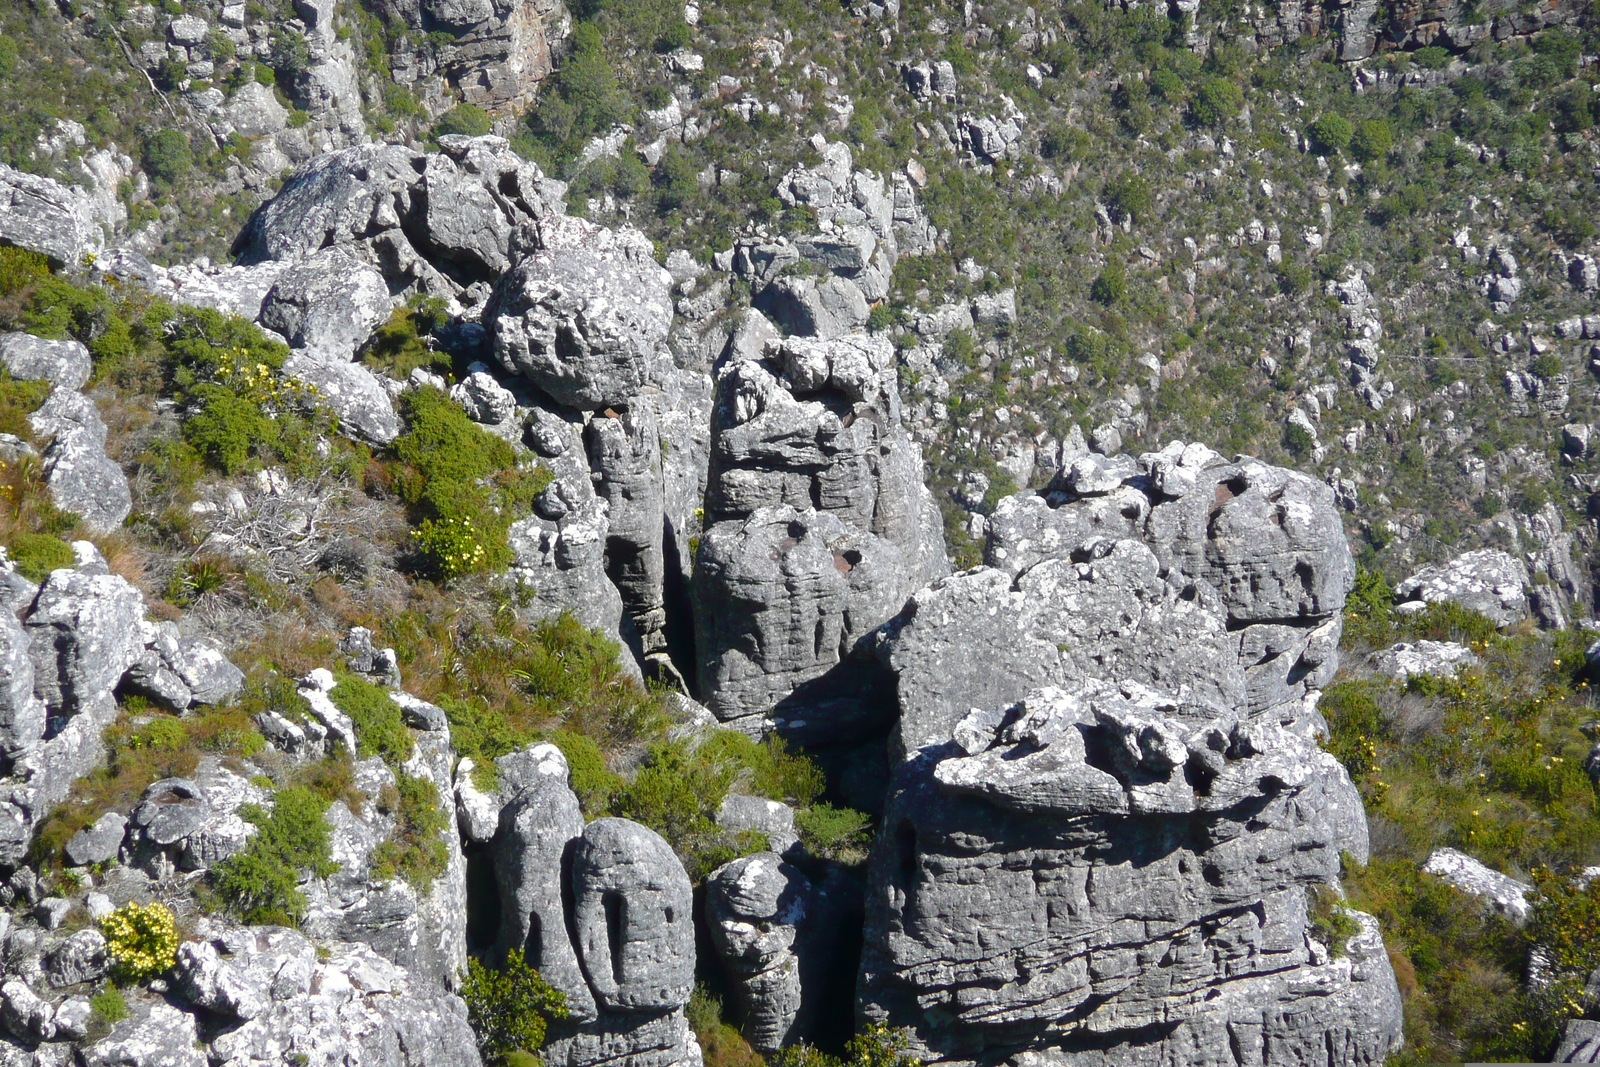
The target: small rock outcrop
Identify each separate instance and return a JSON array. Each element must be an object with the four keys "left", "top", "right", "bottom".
[
  {"left": 0, "top": 164, "right": 105, "bottom": 270},
  {"left": 483, "top": 744, "right": 701, "bottom": 1067},
  {"left": 860, "top": 680, "right": 1399, "bottom": 1065},
  {"left": 1368, "top": 640, "right": 1479, "bottom": 681},
  {"left": 1395, "top": 549, "right": 1530, "bottom": 627},
  {"left": 489, "top": 216, "right": 674, "bottom": 410},
  {"left": 858, "top": 443, "right": 1400, "bottom": 1066}
]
